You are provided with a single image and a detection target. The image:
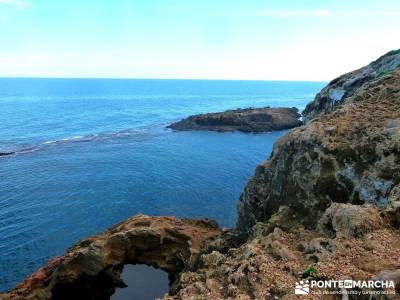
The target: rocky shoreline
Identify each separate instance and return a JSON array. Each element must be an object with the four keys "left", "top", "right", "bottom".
[
  {"left": 2, "top": 50, "right": 400, "bottom": 299},
  {"left": 0, "top": 215, "right": 221, "bottom": 300},
  {"left": 167, "top": 107, "right": 302, "bottom": 133}
]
